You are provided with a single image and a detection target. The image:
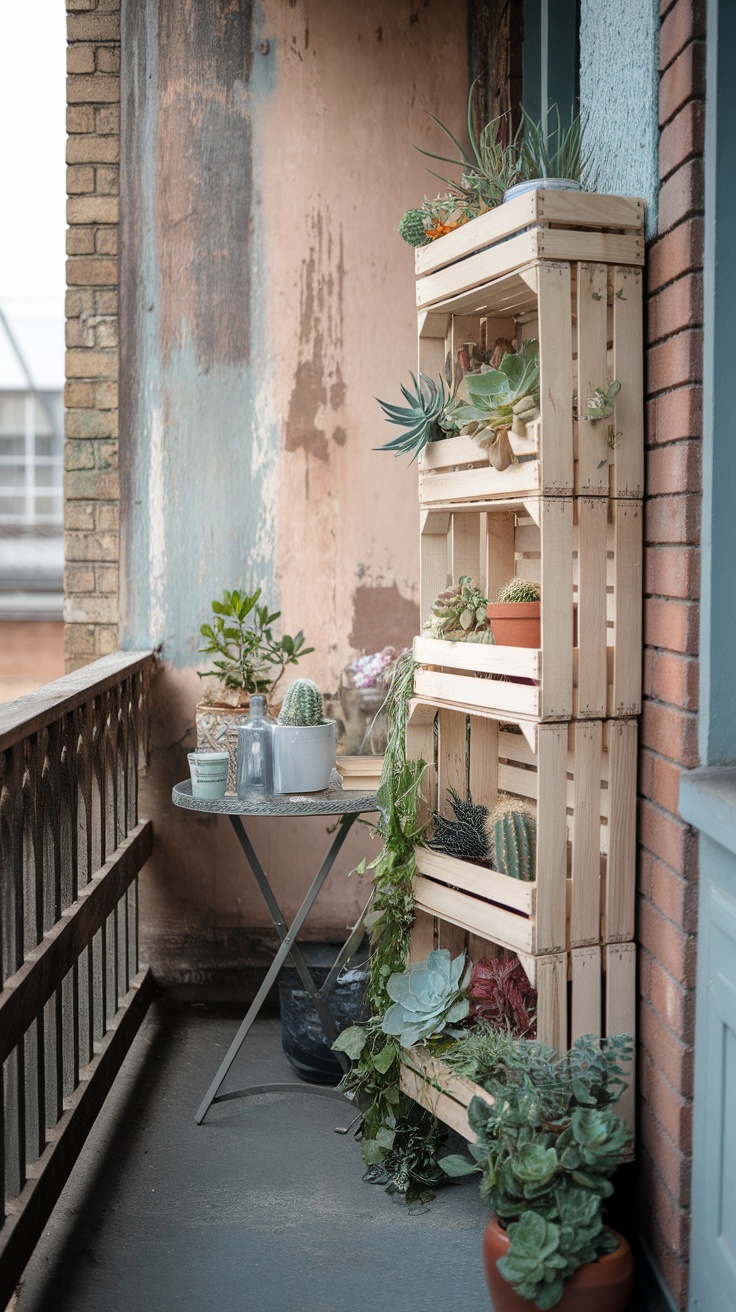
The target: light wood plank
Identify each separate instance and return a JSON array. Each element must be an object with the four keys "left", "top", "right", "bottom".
[
  {"left": 419, "top": 460, "right": 541, "bottom": 505},
  {"left": 414, "top": 636, "right": 539, "bottom": 680},
  {"left": 415, "top": 669, "right": 540, "bottom": 719},
  {"left": 536, "top": 954, "right": 568, "bottom": 1050},
  {"left": 538, "top": 228, "right": 643, "bottom": 268},
  {"left": 576, "top": 263, "right": 610, "bottom": 492},
  {"left": 539, "top": 498, "right": 574, "bottom": 719},
  {"left": 469, "top": 714, "right": 500, "bottom": 812},
  {"left": 413, "top": 877, "right": 535, "bottom": 954},
  {"left": 452, "top": 512, "right": 482, "bottom": 582},
  {"left": 409, "top": 909, "right": 436, "bottom": 962},
  {"left": 571, "top": 947, "right": 602, "bottom": 1040},
  {"left": 605, "top": 942, "right": 637, "bottom": 1131},
  {"left": 437, "top": 709, "right": 467, "bottom": 808},
  {"left": 418, "top": 332, "right": 446, "bottom": 382},
  {"left": 419, "top": 510, "right": 450, "bottom": 629},
  {"left": 570, "top": 722, "right": 603, "bottom": 946},
  {"left": 406, "top": 703, "right": 436, "bottom": 814},
  {"left": 535, "top": 726, "right": 568, "bottom": 952},
  {"left": 576, "top": 497, "right": 608, "bottom": 718},
  {"left": 486, "top": 512, "right": 517, "bottom": 607},
  {"left": 612, "top": 267, "right": 645, "bottom": 498},
  {"left": 415, "top": 847, "right": 535, "bottom": 915},
  {"left": 612, "top": 499, "right": 643, "bottom": 715},
  {"left": 416, "top": 231, "right": 541, "bottom": 308},
  {"left": 437, "top": 919, "right": 468, "bottom": 958},
  {"left": 538, "top": 262, "right": 574, "bottom": 494},
  {"left": 399, "top": 1063, "right": 473, "bottom": 1139},
  {"left": 605, "top": 720, "right": 637, "bottom": 941}
]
